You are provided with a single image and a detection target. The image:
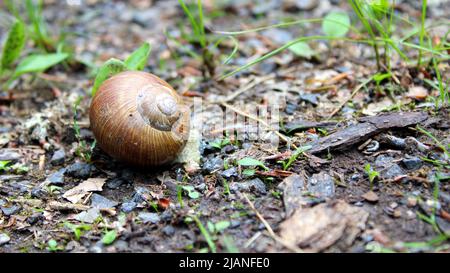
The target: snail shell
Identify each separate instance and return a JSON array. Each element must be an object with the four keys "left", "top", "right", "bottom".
[{"left": 89, "top": 71, "right": 190, "bottom": 167}]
